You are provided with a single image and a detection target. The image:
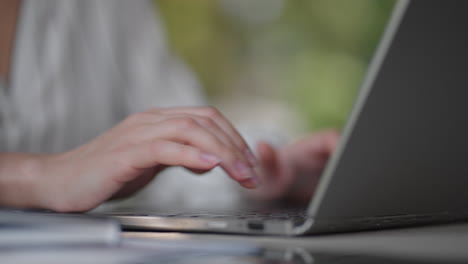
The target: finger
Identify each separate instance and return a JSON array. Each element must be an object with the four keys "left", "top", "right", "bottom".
[
  {"left": 160, "top": 118, "right": 258, "bottom": 184},
  {"left": 127, "top": 140, "right": 222, "bottom": 171},
  {"left": 136, "top": 117, "right": 260, "bottom": 186},
  {"left": 284, "top": 131, "right": 339, "bottom": 173},
  {"left": 257, "top": 141, "right": 279, "bottom": 179},
  {"left": 191, "top": 116, "right": 241, "bottom": 156},
  {"left": 156, "top": 107, "right": 258, "bottom": 166},
  {"left": 152, "top": 114, "right": 241, "bottom": 160},
  {"left": 238, "top": 177, "right": 262, "bottom": 189},
  {"left": 256, "top": 141, "right": 290, "bottom": 194},
  {"left": 322, "top": 130, "right": 340, "bottom": 154},
  {"left": 310, "top": 131, "right": 340, "bottom": 161},
  {"left": 133, "top": 108, "right": 256, "bottom": 167},
  {"left": 130, "top": 117, "right": 253, "bottom": 175}
]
